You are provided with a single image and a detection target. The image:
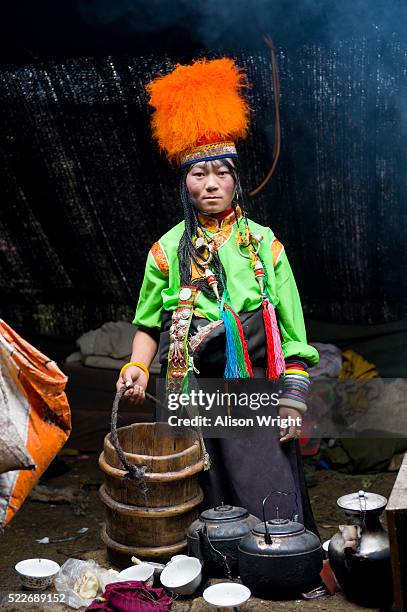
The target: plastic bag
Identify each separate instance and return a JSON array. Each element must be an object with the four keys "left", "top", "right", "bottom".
[{"left": 55, "top": 558, "right": 119, "bottom": 609}]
